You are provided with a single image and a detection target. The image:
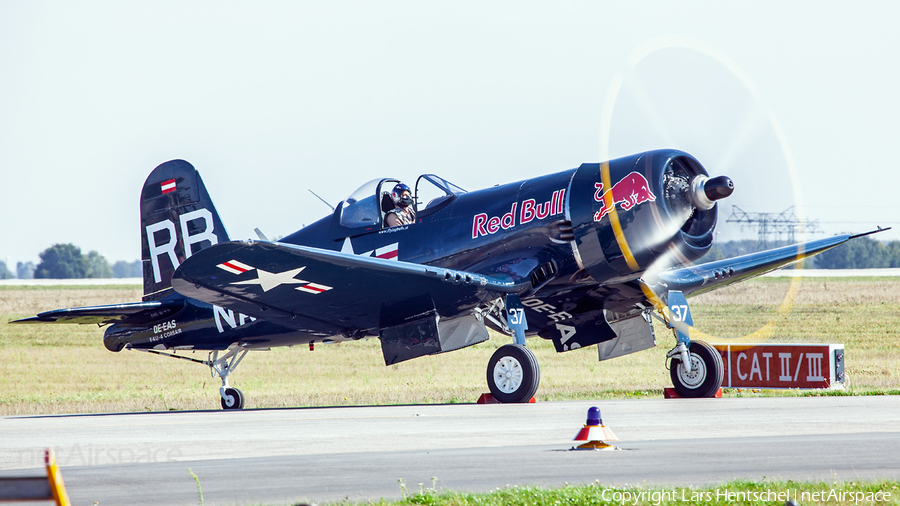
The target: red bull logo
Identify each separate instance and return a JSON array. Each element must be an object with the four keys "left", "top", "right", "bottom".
[{"left": 593, "top": 171, "right": 656, "bottom": 221}]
